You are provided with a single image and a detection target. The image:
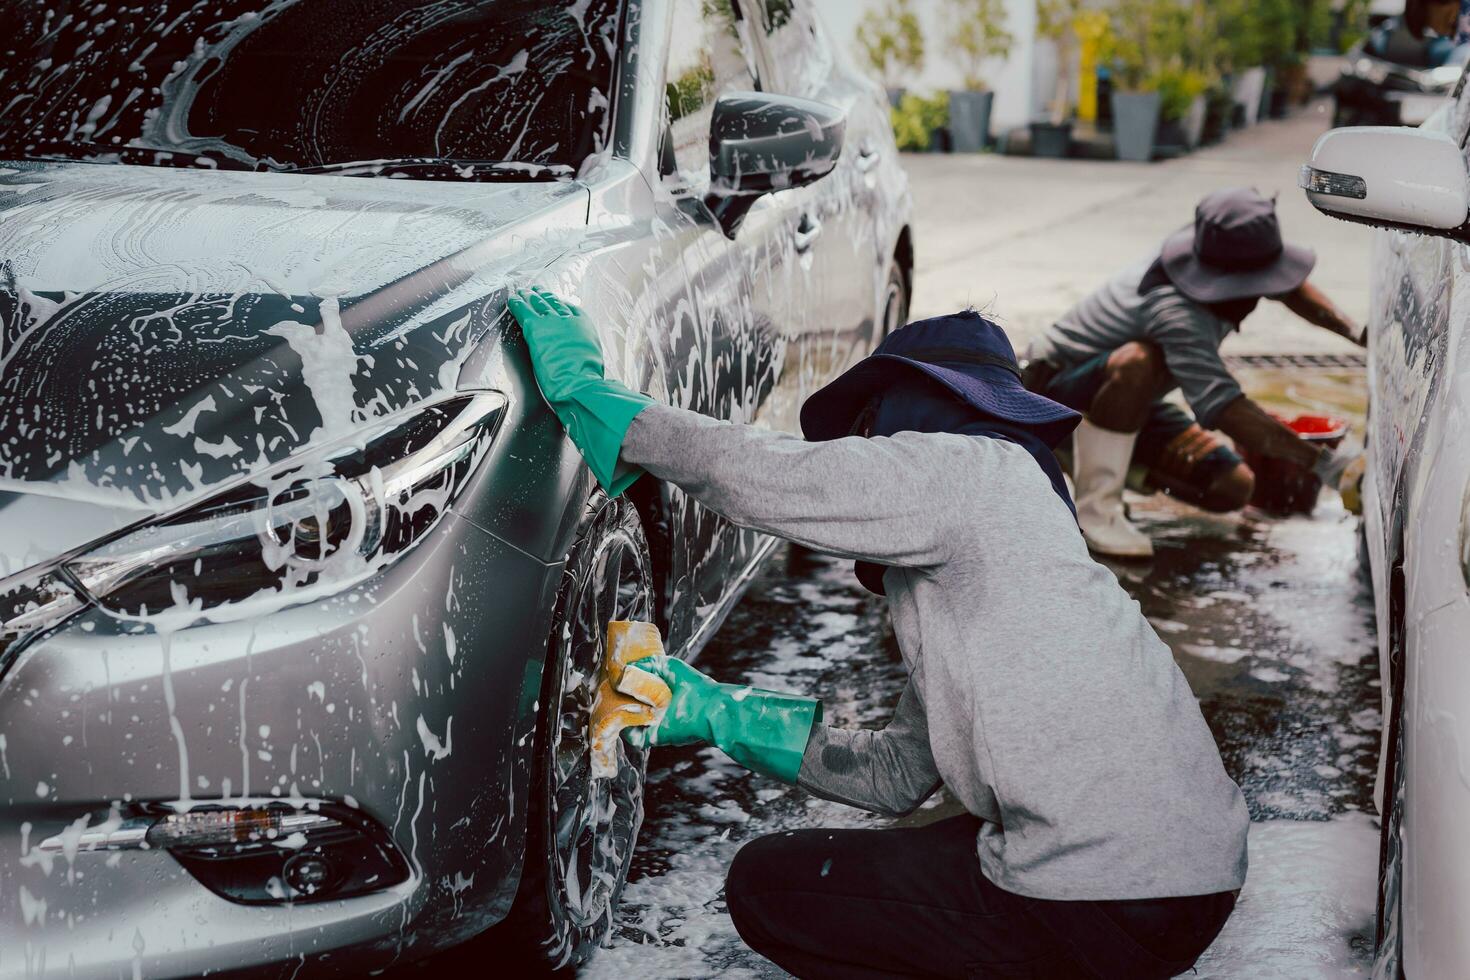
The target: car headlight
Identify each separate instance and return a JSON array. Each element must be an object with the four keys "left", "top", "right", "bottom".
[
  {"left": 1, "top": 571, "right": 87, "bottom": 672},
  {"left": 1, "top": 392, "right": 505, "bottom": 662}
]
